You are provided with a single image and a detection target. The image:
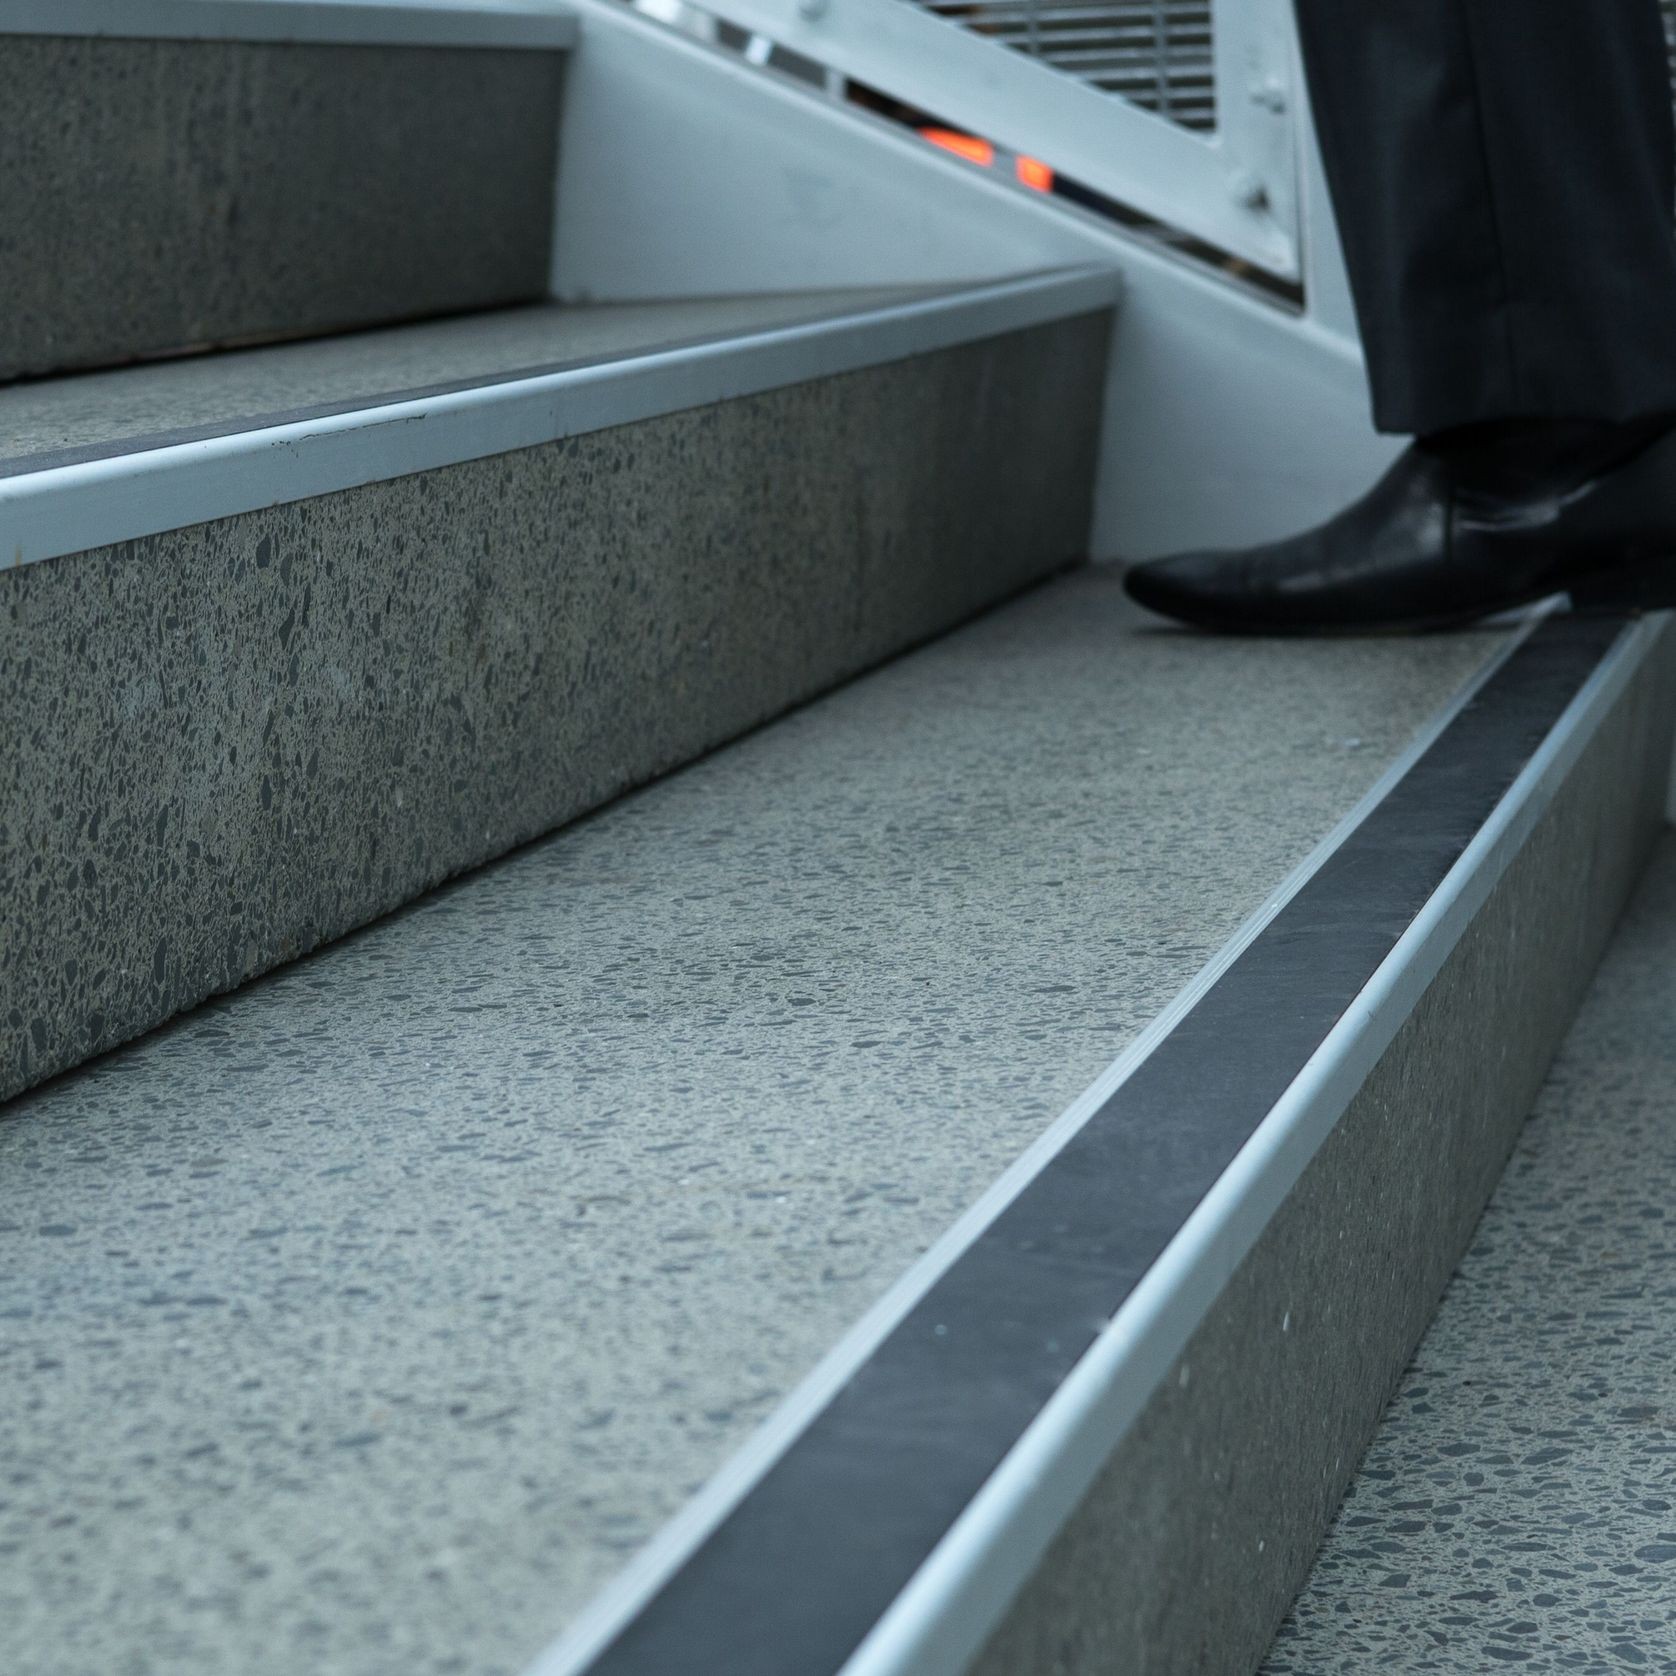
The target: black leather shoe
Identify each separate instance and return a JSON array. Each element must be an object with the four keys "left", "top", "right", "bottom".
[{"left": 1123, "top": 417, "right": 1676, "bottom": 633}]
